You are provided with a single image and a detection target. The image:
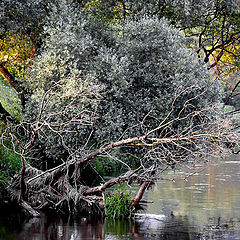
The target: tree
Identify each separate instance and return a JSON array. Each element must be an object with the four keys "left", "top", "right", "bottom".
[
  {"left": 24, "top": 4, "right": 222, "bottom": 159},
  {"left": 2, "top": 0, "right": 238, "bottom": 217},
  {"left": 0, "top": 0, "right": 52, "bottom": 122},
  {"left": 4, "top": 85, "right": 238, "bottom": 217},
  {"left": 80, "top": 0, "right": 240, "bottom": 101},
  {"left": 94, "top": 16, "right": 222, "bottom": 141},
  {"left": 22, "top": 0, "right": 104, "bottom": 159}
]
